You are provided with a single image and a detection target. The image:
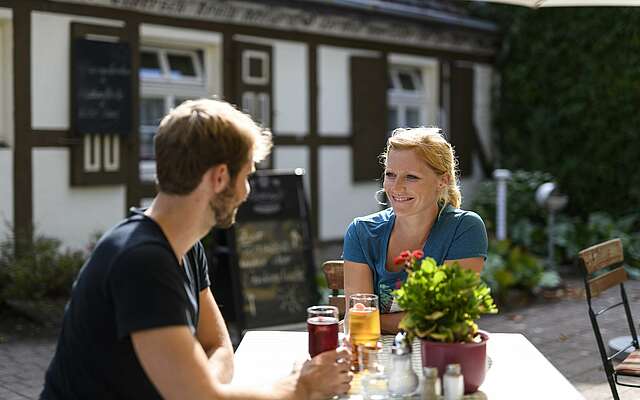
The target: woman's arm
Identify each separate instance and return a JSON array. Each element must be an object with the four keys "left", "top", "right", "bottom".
[
  {"left": 444, "top": 257, "right": 484, "bottom": 273},
  {"left": 344, "top": 261, "right": 404, "bottom": 334},
  {"left": 343, "top": 260, "right": 374, "bottom": 310},
  {"left": 380, "top": 312, "right": 404, "bottom": 334}
]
